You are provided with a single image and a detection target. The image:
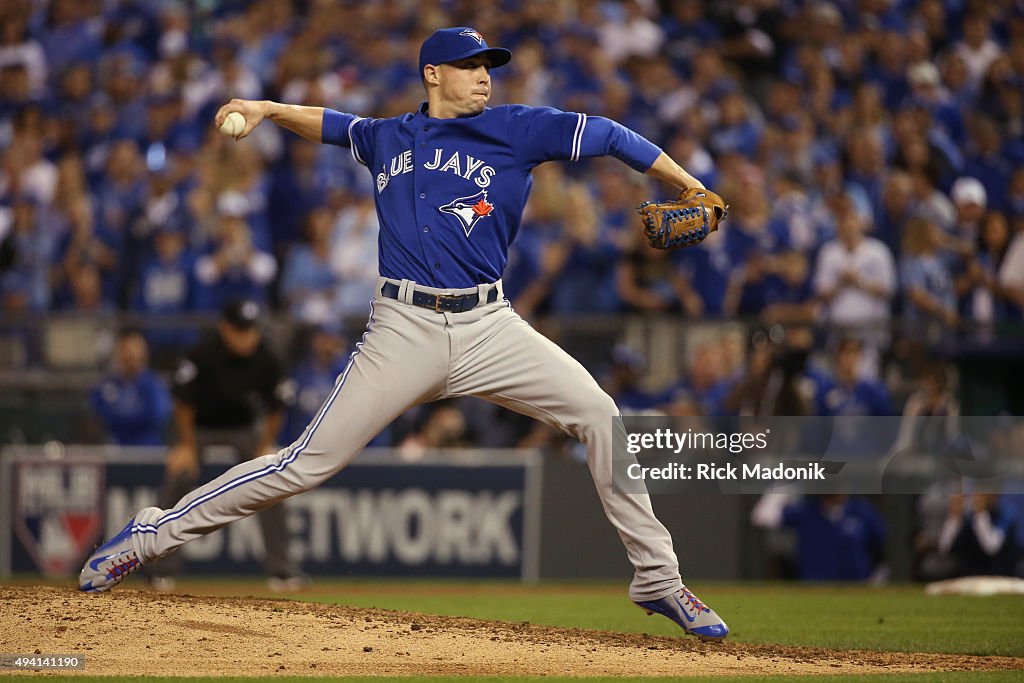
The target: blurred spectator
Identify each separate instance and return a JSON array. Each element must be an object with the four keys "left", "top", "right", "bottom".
[
  {"left": 963, "top": 117, "right": 1011, "bottom": 212},
  {"left": 899, "top": 217, "right": 958, "bottom": 336},
  {"left": 661, "top": 341, "right": 733, "bottom": 416},
  {"left": 726, "top": 250, "right": 815, "bottom": 323},
  {"left": 94, "top": 140, "right": 145, "bottom": 259},
  {"left": 399, "top": 402, "right": 469, "bottom": 462},
  {"left": 955, "top": 211, "right": 1013, "bottom": 326},
  {"left": 1006, "top": 168, "right": 1024, "bottom": 219},
  {"left": 329, "top": 194, "right": 380, "bottom": 320},
  {"left": 600, "top": 345, "right": 663, "bottom": 413},
  {"left": 659, "top": 0, "right": 720, "bottom": 74},
  {"left": 843, "top": 127, "right": 887, "bottom": 223},
  {"left": 546, "top": 166, "right": 626, "bottom": 314},
  {"left": 907, "top": 168, "right": 957, "bottom": 233},
  {"left": 66, "top": 263, "right": 112, "bottom": 313},
  {"left": 193, "top": 215, "right": 276, "bottom": 310},
  {"left": 954, "top": 12, "right": 1004, "bottom": 92},
  {"left": 0, "top": 196, "right": 55, "bottom": 311},
  {"left": 281, "top": 207, "right": 339, "bottom": 324},
  {"left": 2, "top": 135, "right": 57, "bottom": 206},
  {"left": 90, "top": 330, "right": 171, "bottom": 446},
  {"left": 516, "top": 168, "right": 623, "bottom": 316},
  {"left": 722, "top": 331, "right": 774, "bottom": 416},
  {"left": 53, "top": 195, "right": 118, "bottom": 309},
  {"left": 267, "top": 141, "right": 330, "bottom": 249},
  {"left": 813, "top": 338, "right": 894, "bottom": 417},
  {"left": 598, "top": 0, "right": 665, "bottom": 64},
  {"left": 0, "top": 13, "right": 47, "bottom": 97},
  {"left": 41, "top": 0, "right": 103, "bottom": 75},
  {"left": 813, "top": 203, "right": 896, "bottom": 372},
  {"left": 938, "top": 493, "right": 1019, "bottom": 577},
  {"left": 751, "top": 493, "right": 887, "bottom": 582},
  {"left": 133, "top": 223, "right": 197, "bottom": 363},
  {"left": 913, "top": 483, "right": 961, "bottom": 581},
  {"left": 279, "top": 323, "right": 348, "bottom": 446},
  {"left": 674, "top": 236, "right": 733, "bottom": 318},
  {"left": 998, "top": 223, "right": 1024, "bottom": 319},
  {"left": 135, "top": 224, "right": 194, "bottom": 312},
  {"left": 875, "top": 171, "right": 916, "bottom": 255},
  {"left": 947, "top": 176, "right": 988, "bottom": 252},
  {"left": 618, "top": 219, "right": 692, "bottom": 315},
  {"left": 906, "top": 60, "right": 966, "bottom": 147},
  {"left": 892, "top": 361, "right": 960, "bottom": 455}
]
